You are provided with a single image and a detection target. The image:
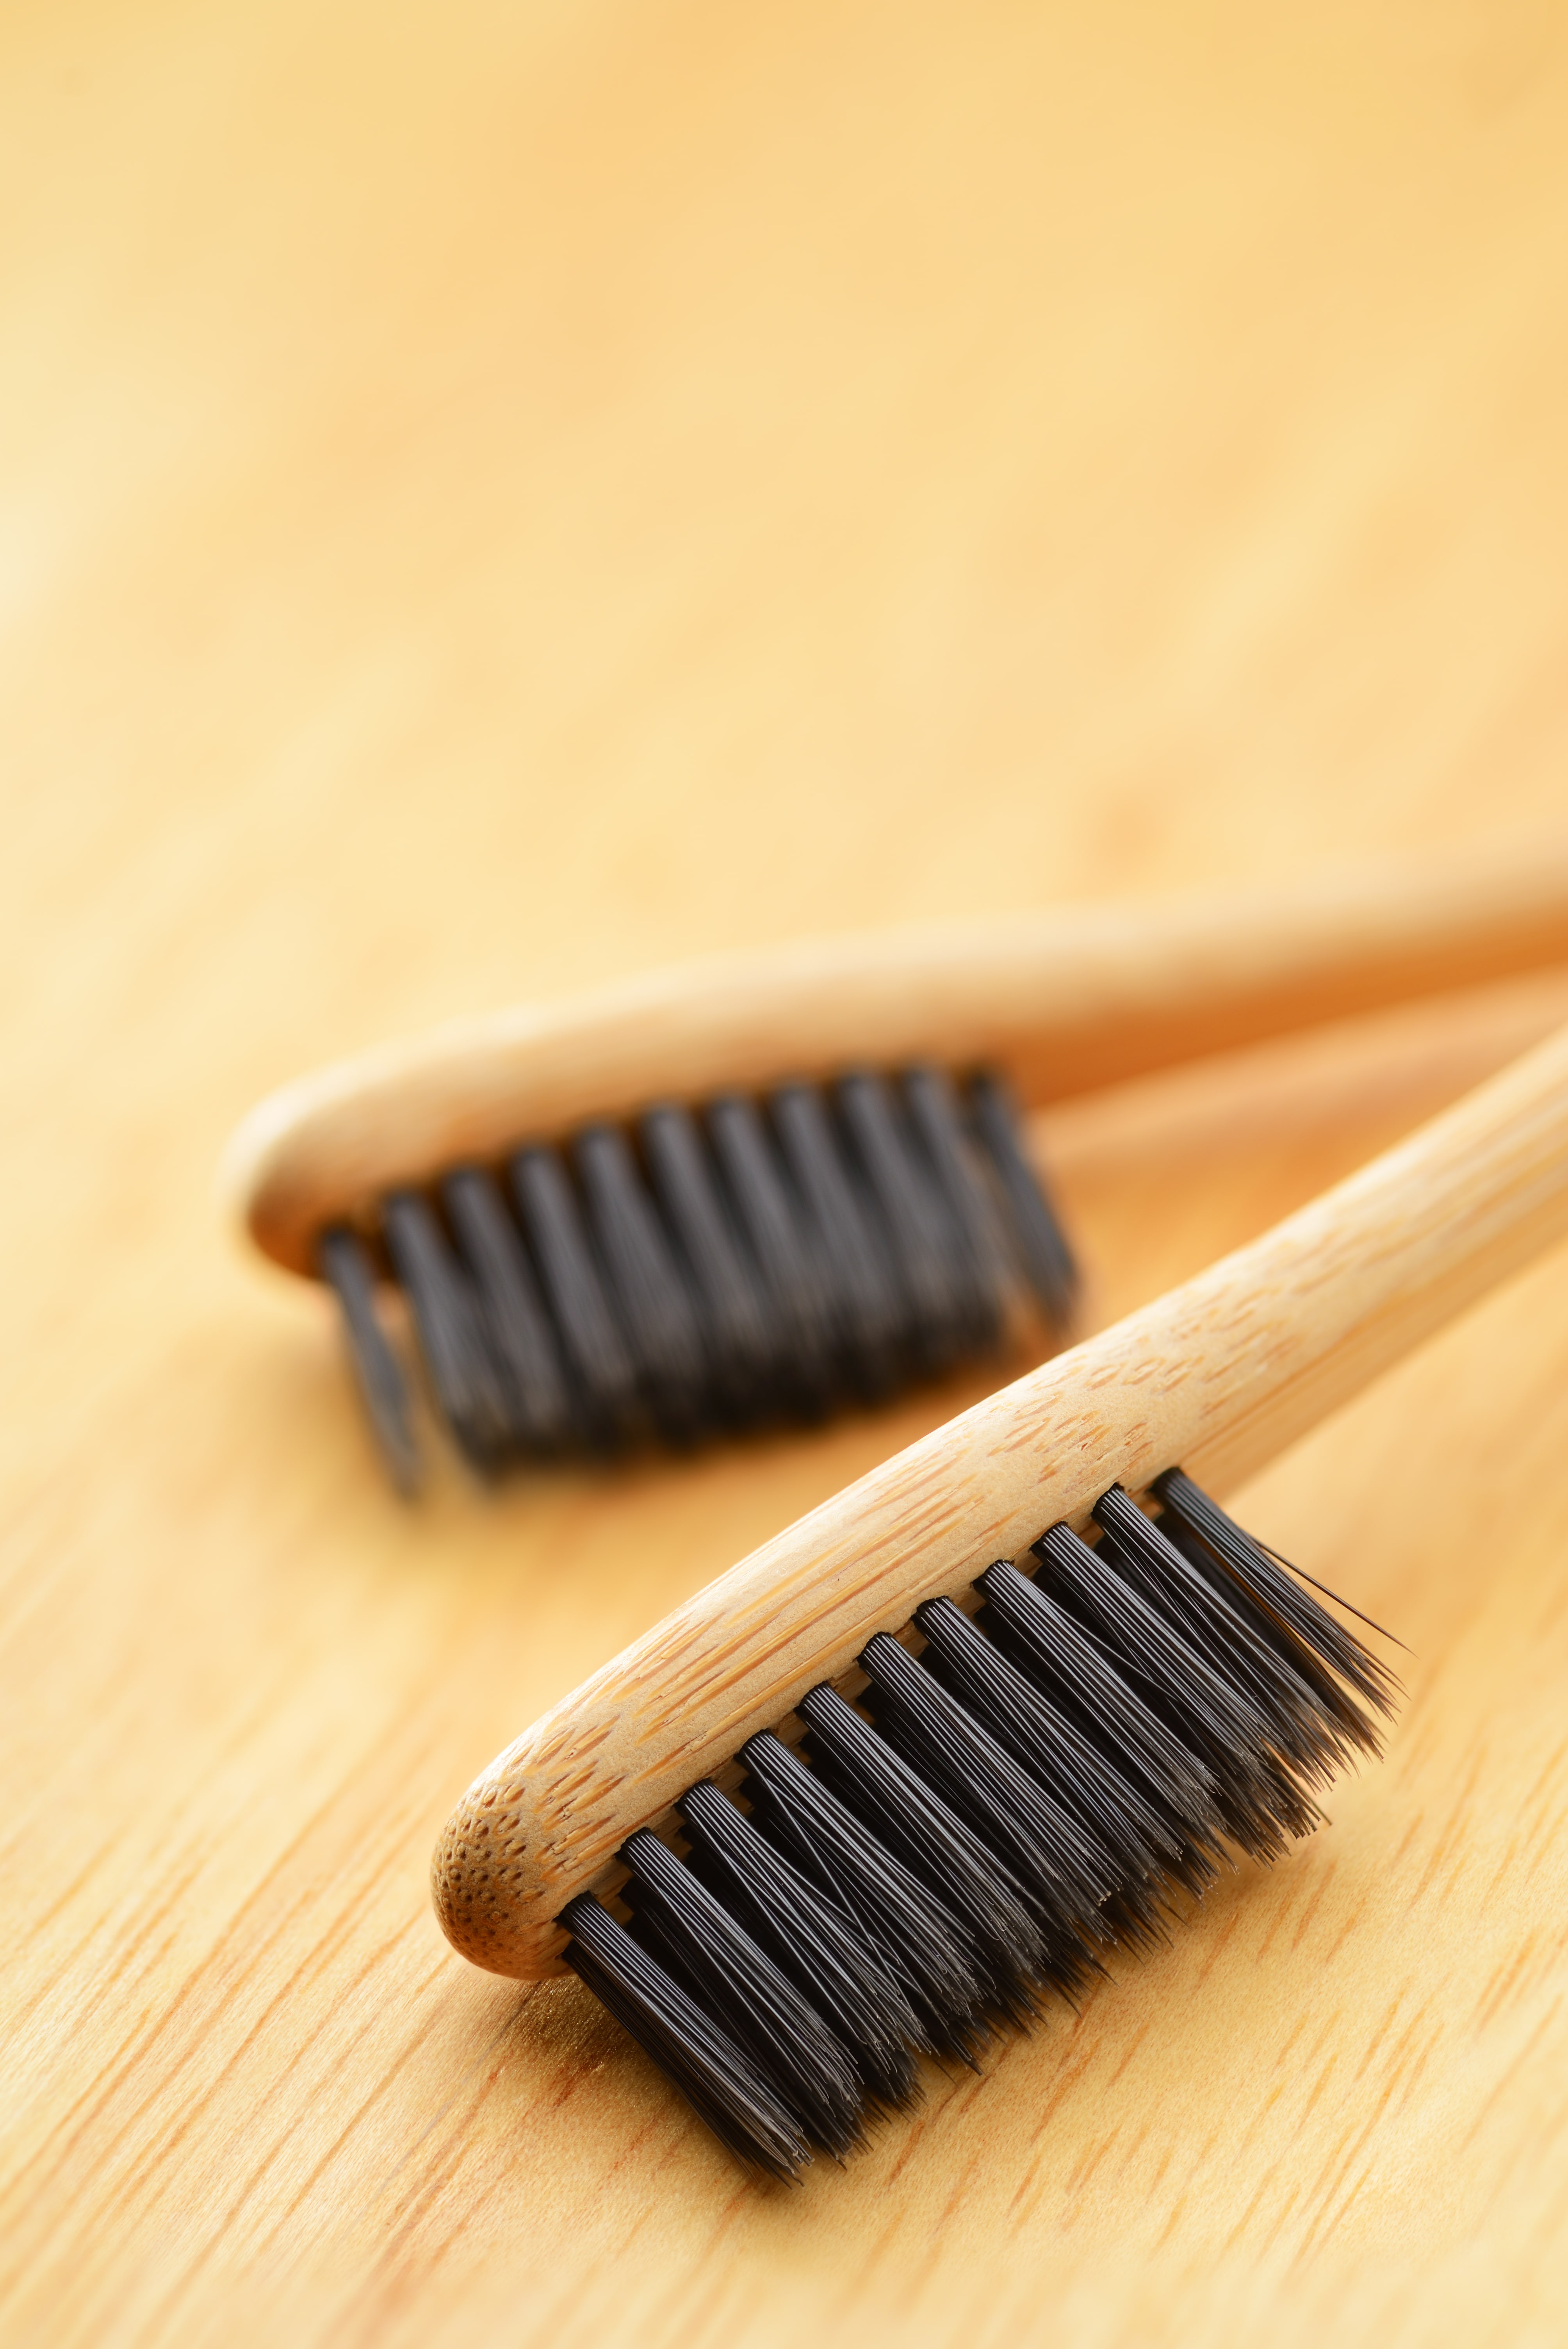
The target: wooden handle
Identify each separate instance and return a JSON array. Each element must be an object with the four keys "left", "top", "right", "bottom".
[
  {"left": 227, "top": 830, "right": 1568, "bottom": 1274},
  {"left": 431, "top": 1015, "right": 1568, "bottom": 1979}
]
